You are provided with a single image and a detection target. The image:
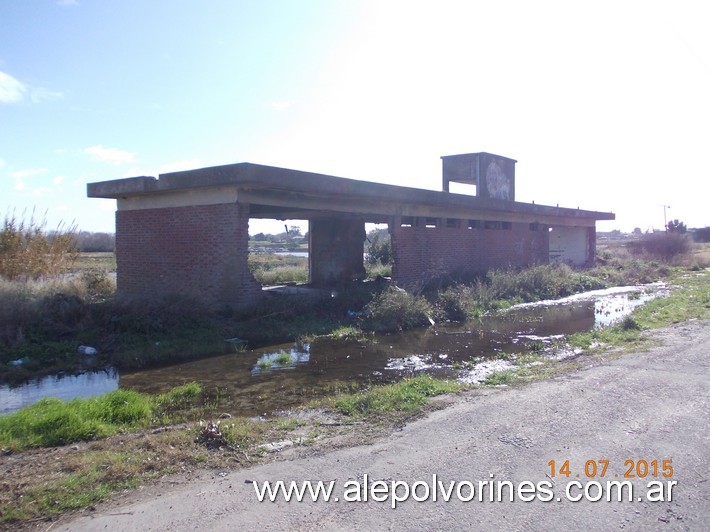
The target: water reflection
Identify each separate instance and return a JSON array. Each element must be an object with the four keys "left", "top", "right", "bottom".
[
  {"left": 0, "top": 368, "right": 119, "bottom": 415},
  {"left": 1, "top": 285, "right": 663, "bottom": 416}
]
